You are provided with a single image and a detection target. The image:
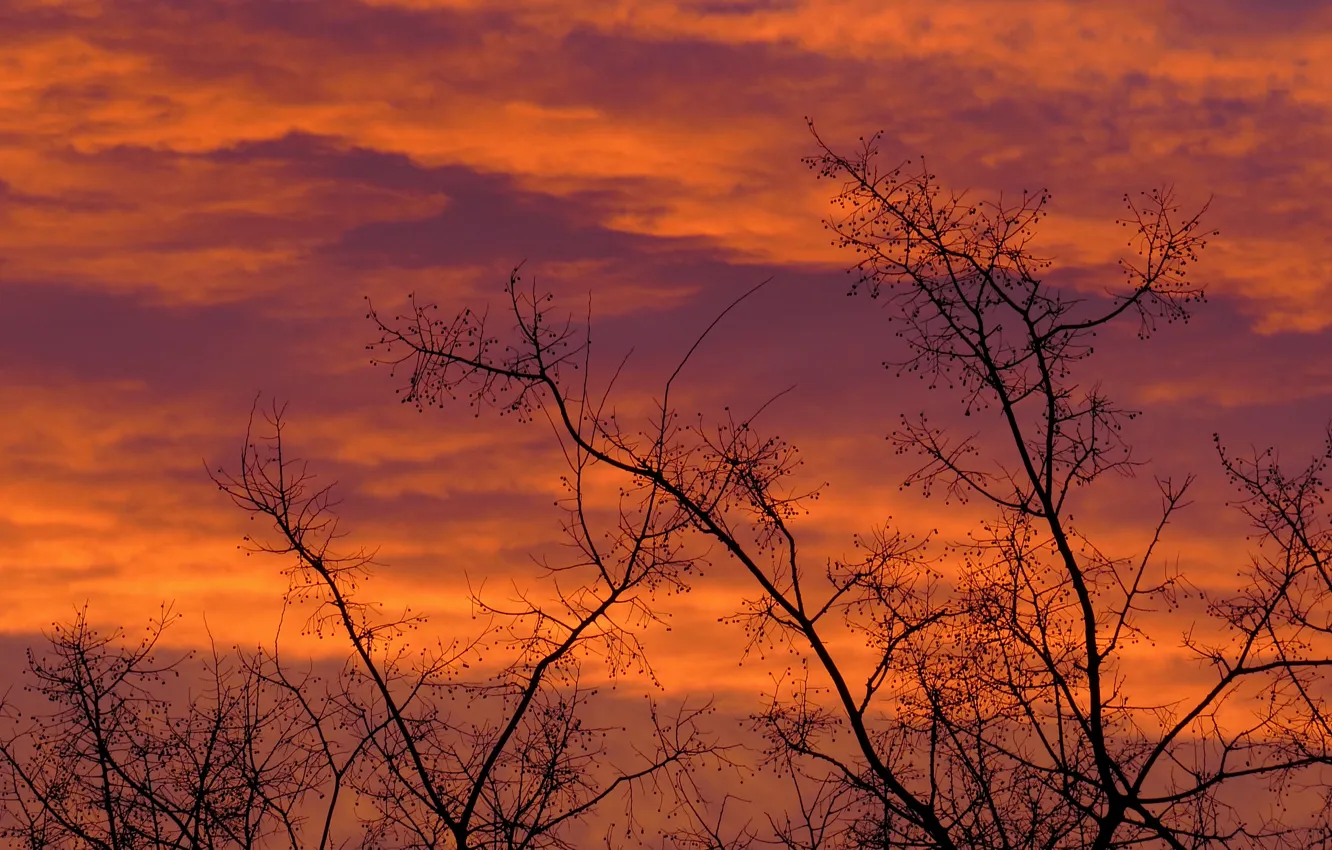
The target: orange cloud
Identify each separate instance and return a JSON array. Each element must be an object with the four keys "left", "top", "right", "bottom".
[{"left": 0, "top": 0, "right": 1328, "bottom": 750}]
